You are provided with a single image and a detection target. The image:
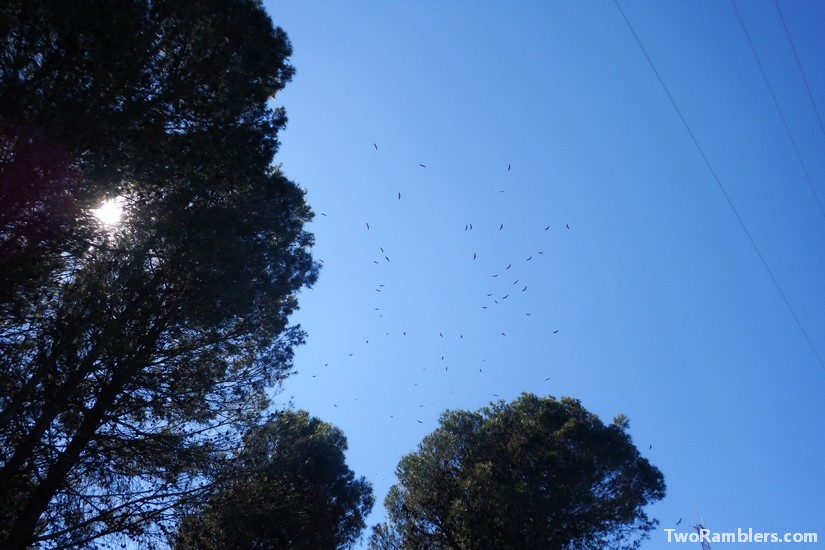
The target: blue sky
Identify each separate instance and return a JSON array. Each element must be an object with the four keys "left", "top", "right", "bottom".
[{"left": 264, "top": 1, "right": 825, "bottom": 547}]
